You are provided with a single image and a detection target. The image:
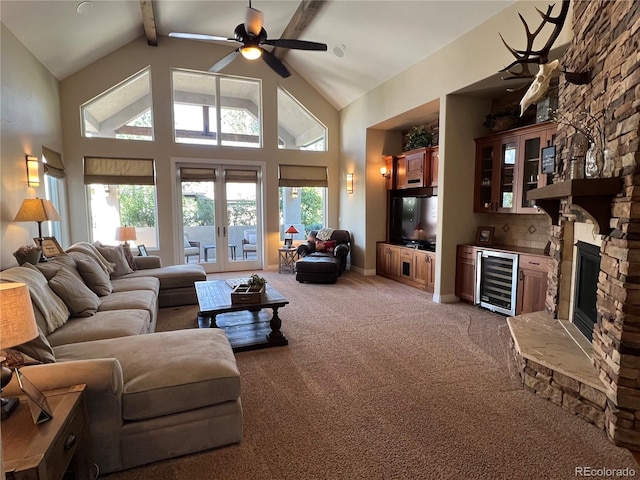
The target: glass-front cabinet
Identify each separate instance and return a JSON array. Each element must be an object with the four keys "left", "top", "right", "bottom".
[{"left": 474, "top": 122, "right": 556, "bottom": 214}]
